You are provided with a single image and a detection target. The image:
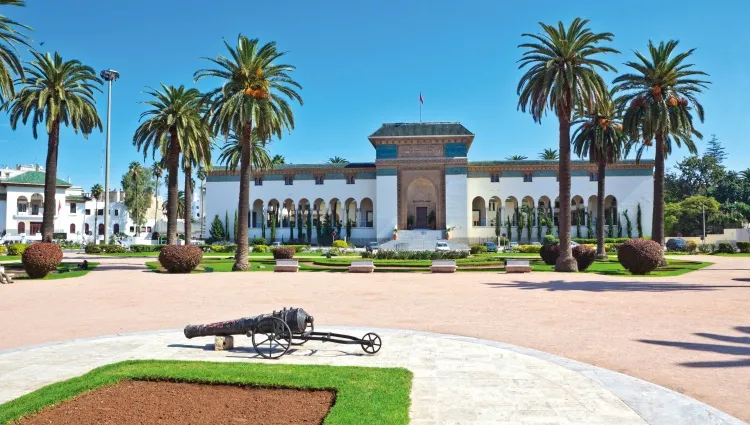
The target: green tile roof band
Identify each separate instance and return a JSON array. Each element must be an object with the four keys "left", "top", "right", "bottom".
[
  {"left": 376, "top": 168, "right": 397, "bottom": 176},
  {"left": 65, "top": 196, "right": 88, "bottom": 202},
  {"left": 468, "top": 159, "right": 654, "bottom": 166},
  {"left": 375, "top": 145, "right": 398, "bottom": 159},
  {"left": 445, "top": 167, "right": 468, "bottom": 175},
  {"left": 444, "top": 142, "right": 468, "bottom": 157},
  {"left": 370, "top": 122, "right": 474, "bottom": 138},
  {"left": 1, "top": 171, "right": 72, "bottom": 187}
]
